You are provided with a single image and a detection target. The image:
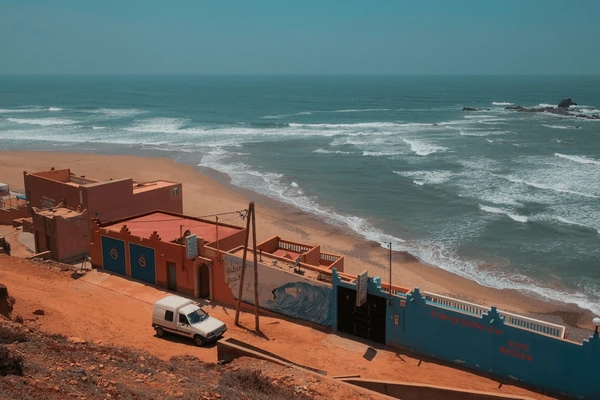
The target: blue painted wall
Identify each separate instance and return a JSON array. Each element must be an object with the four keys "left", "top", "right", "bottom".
[{"left": 330, "top": 270, "right": 600, "bottom": 399}]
